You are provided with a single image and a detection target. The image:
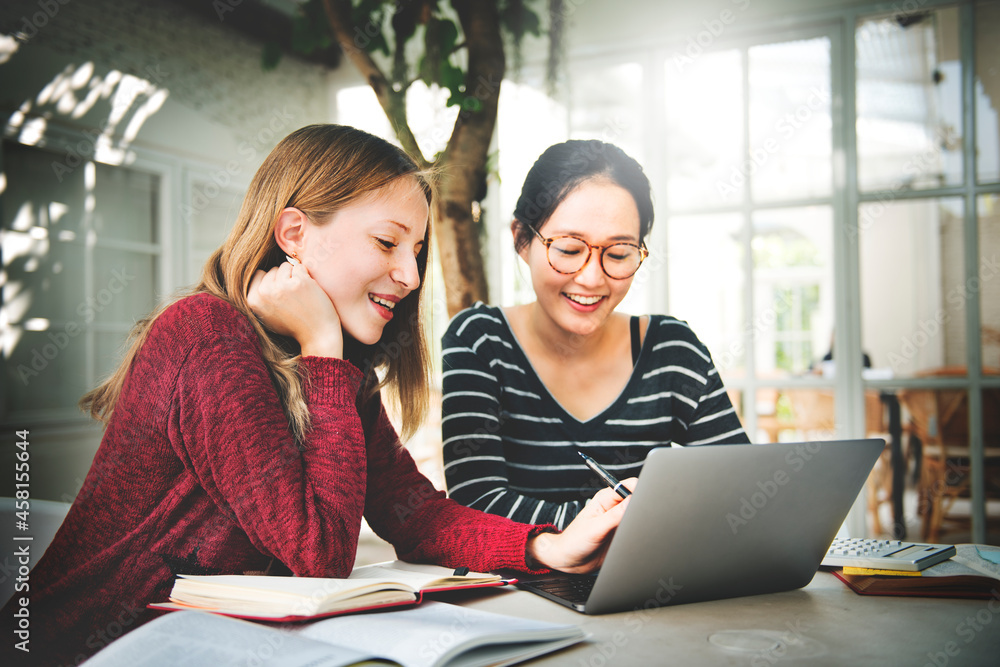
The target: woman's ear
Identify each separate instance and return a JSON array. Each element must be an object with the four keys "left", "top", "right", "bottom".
[
  {"left": 274, "top": 207, "right": 308, "bottom": 258},
  {"left": 511, "top": 220, "right": 529, "bottom": 262}
]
